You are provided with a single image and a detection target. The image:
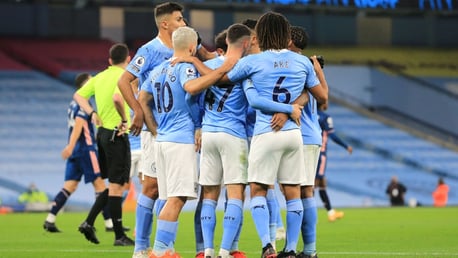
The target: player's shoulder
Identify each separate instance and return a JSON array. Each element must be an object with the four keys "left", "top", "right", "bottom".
[
  {"left": 68, "top": 100, "right": 79, "bottom": 112},
  {"left": 204, "top": 55, "right": 224, "bottom": 68},
  {"left": 290, "top": 51, "right": 310, "bottom": 64},
  {"left": 136, "top": 38, "right": 170, "bottom": 57},
  {"left": 150, "top": 60, "right": 169, "bottom": 78},
  {"left": 138, "top": 38, "right": 159, "bottom": 51},
  {"left": 176, "top": 62, "right": 198, "bottom": 78}
]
